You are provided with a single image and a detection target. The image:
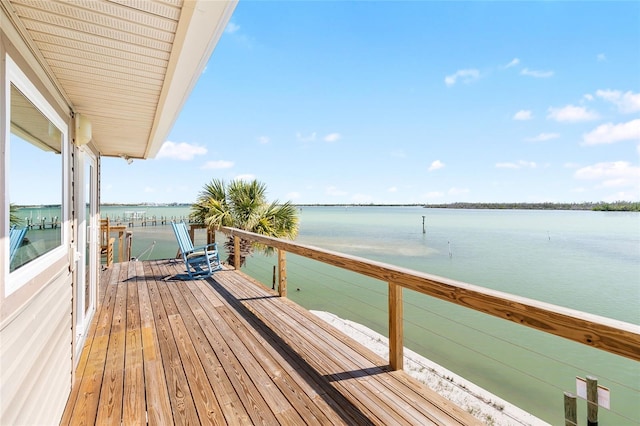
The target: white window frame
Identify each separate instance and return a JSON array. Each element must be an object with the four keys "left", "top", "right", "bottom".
[{"left": 3, "top": 55, "right": 69, "bottom": 296}]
